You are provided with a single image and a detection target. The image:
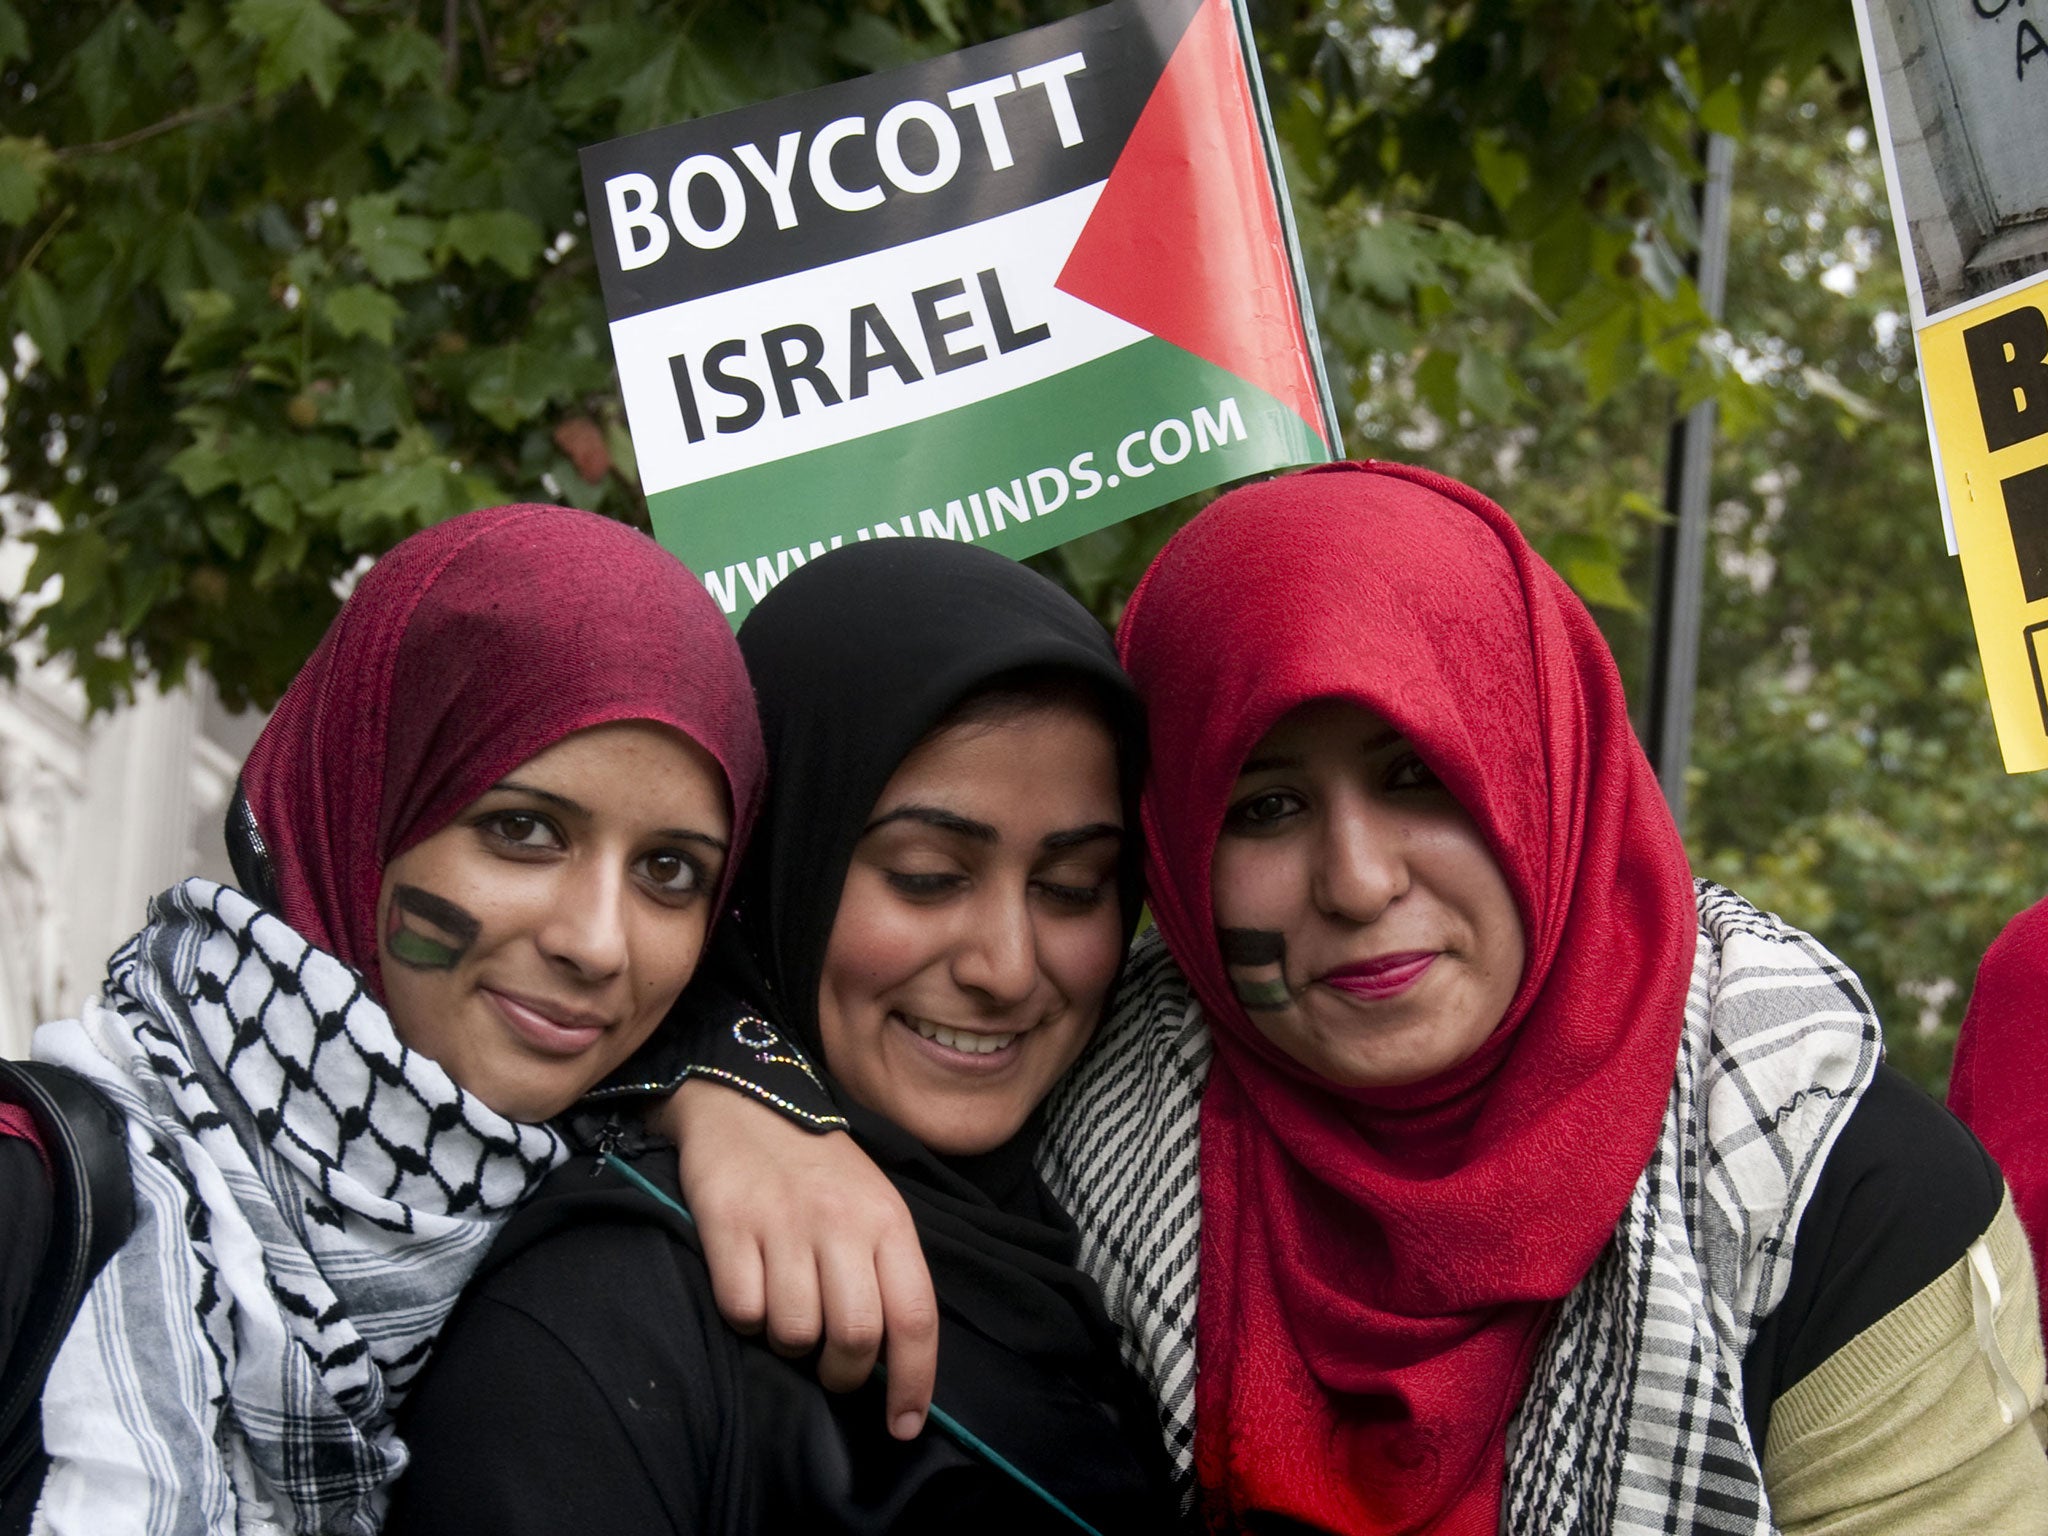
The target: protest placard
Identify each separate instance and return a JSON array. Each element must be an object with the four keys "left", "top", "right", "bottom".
[
  {"left": 579, "top": 0, "right": 1337, "bottom": 623},
  {"left": 1855, "top": 0, "right": 2048, "bottom": 770}
]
